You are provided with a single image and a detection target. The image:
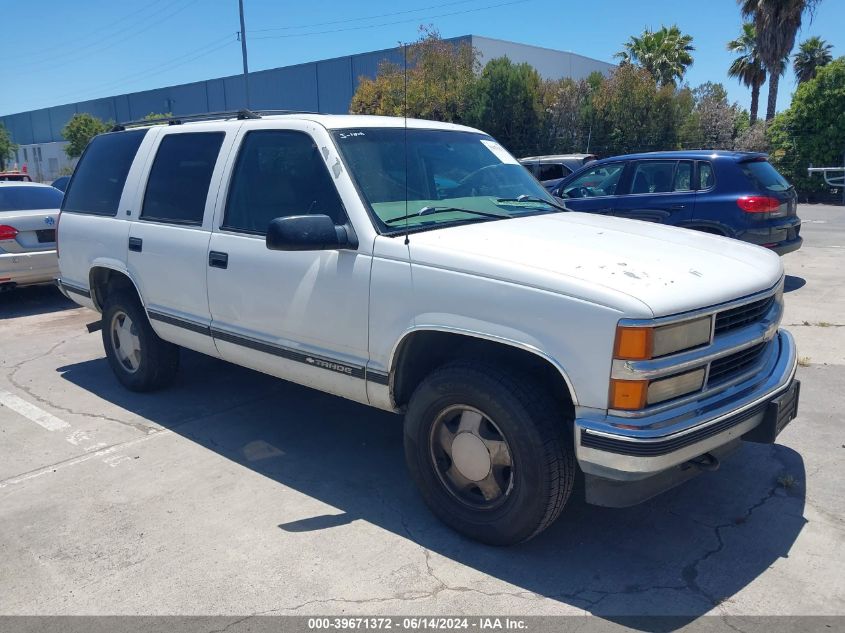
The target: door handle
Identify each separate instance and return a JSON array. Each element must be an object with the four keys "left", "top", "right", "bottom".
[
  {"left": 128, "top": 237, "right": 142, "bottom": 252},
  {"left": 209, "top": 251, "right": 228, "bottom": 269},
  {"left": 669, "top": 204, "right": 686, "bottom": 210}
]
